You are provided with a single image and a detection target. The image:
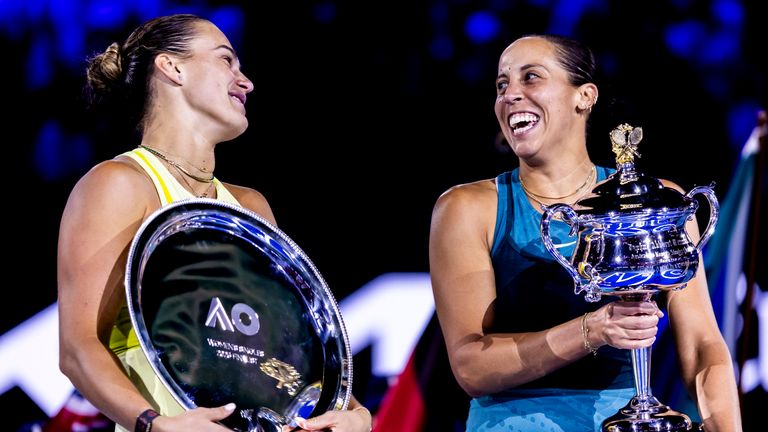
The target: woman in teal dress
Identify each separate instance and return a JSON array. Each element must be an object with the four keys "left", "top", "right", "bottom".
[{"left": 428, "top": 34, "right": 741, "bottom": 431}]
